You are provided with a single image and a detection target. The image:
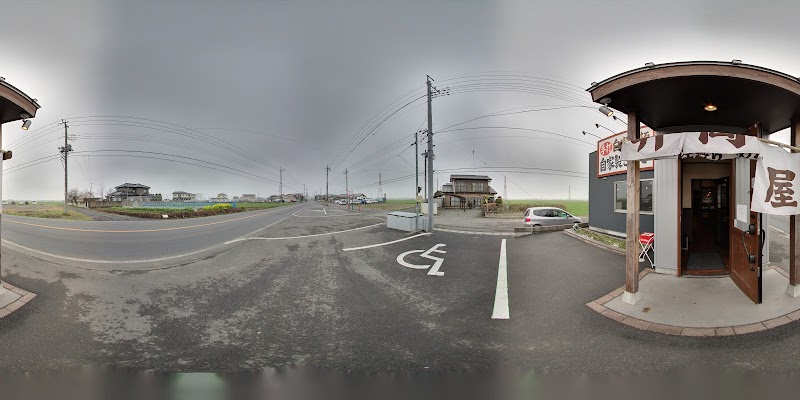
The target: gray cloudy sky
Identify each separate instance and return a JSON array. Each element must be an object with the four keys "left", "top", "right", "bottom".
[{"left": 1, "top": 0, "right": 799, "bottom": 201}]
